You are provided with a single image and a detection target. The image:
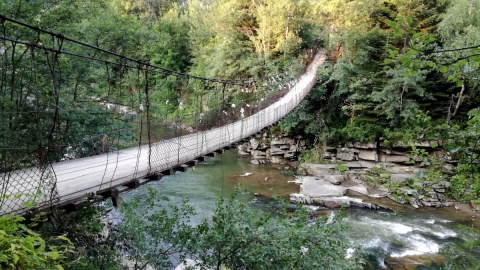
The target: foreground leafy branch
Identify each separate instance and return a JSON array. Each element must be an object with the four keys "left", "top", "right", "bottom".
[
  {"left": 116, "top": 187, "right": 360, "bottom": 270},
  {"left": 0, "top": 211, "right": 74, "bottom": 269}
]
